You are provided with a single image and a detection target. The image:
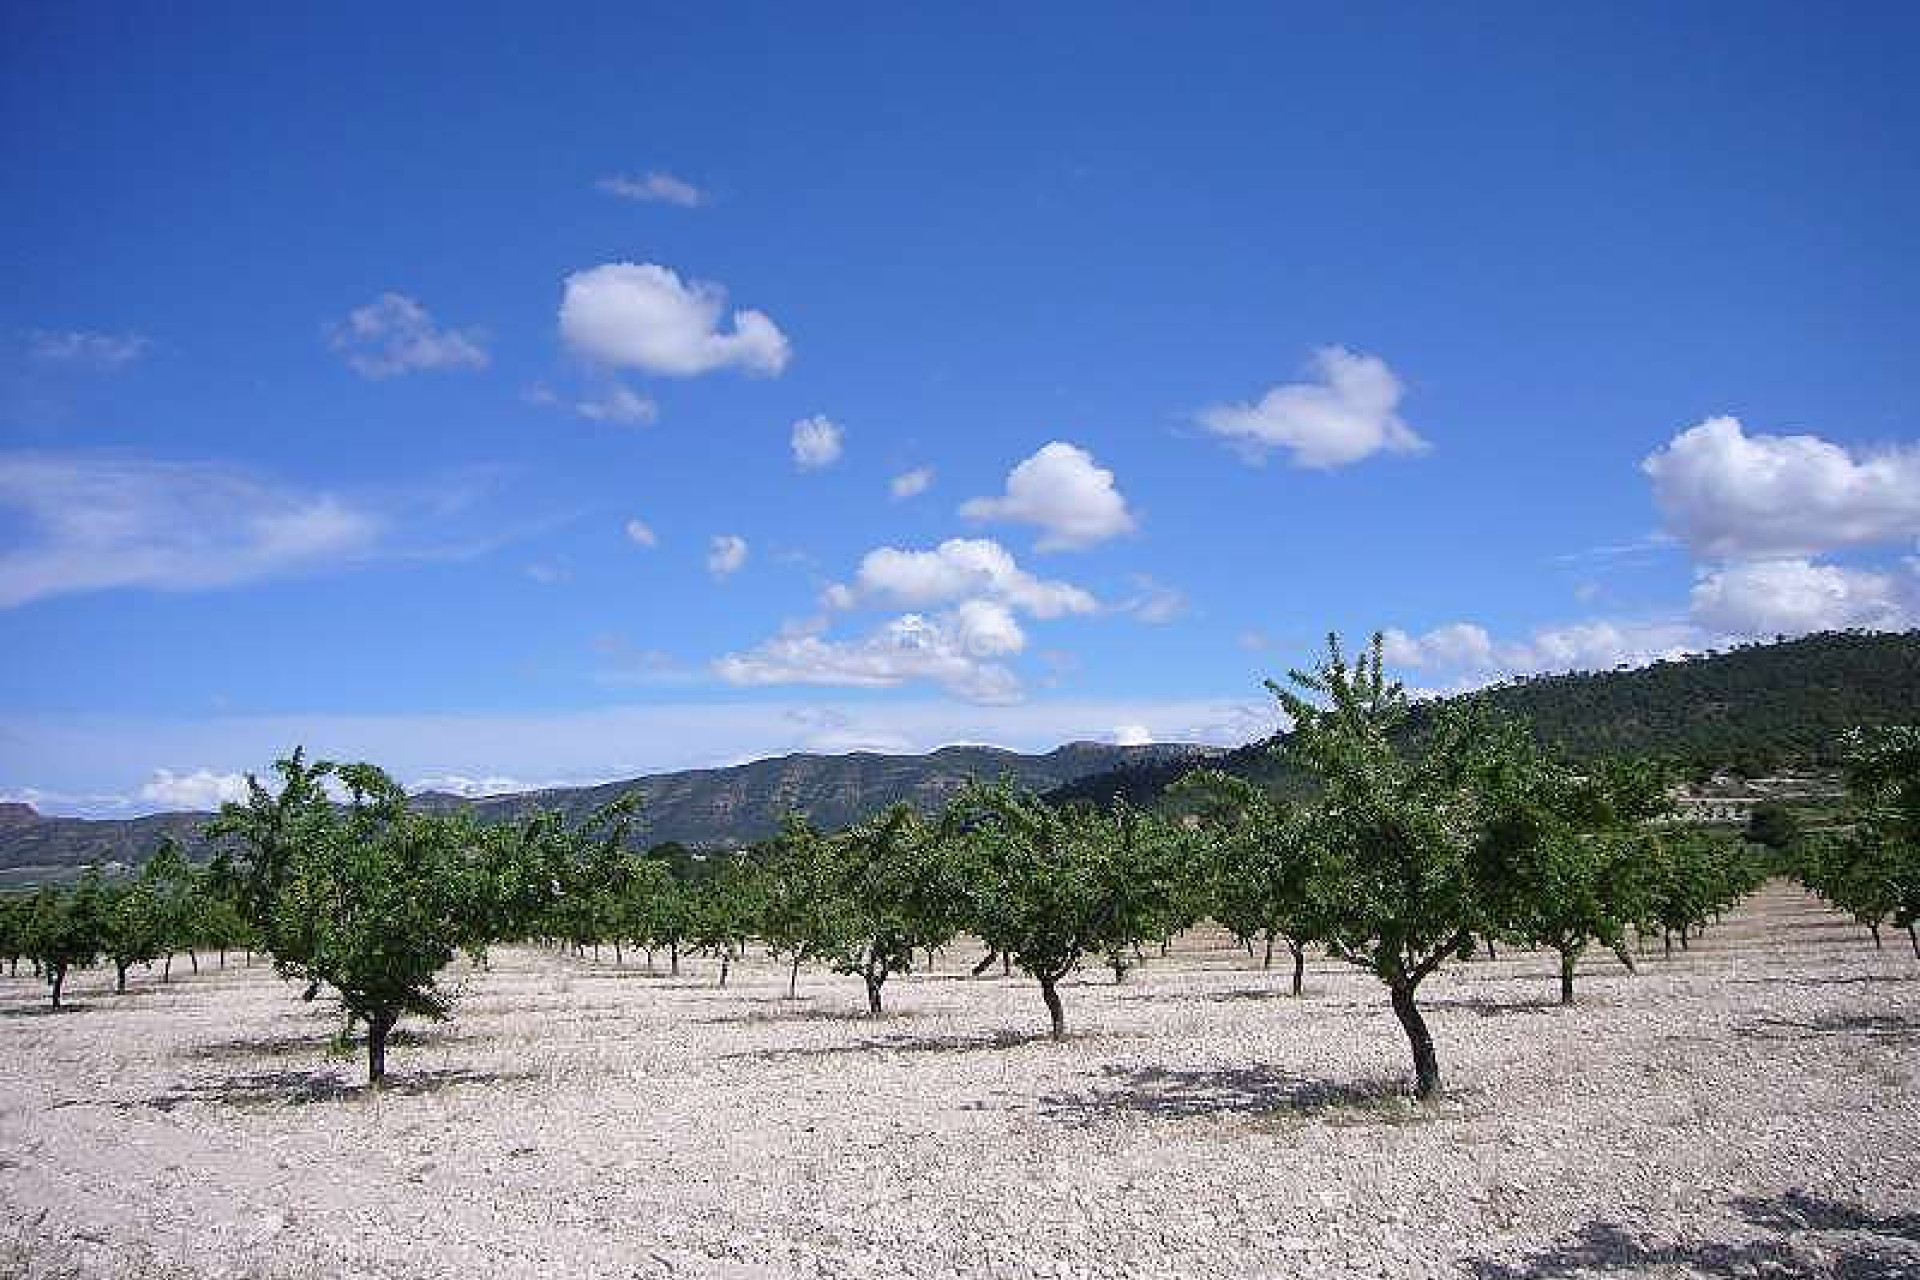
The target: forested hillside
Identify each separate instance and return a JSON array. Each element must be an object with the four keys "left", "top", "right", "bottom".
[{"left": 1051, "top": 630, "right": 1920, "bottom": 806}]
